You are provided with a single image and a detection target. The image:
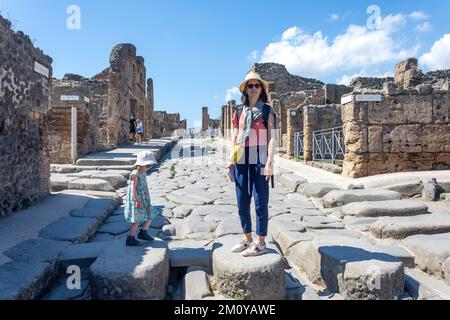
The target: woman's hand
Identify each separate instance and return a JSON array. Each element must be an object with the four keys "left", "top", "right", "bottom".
[
  {"left": 225, "top": 161, "right": 233, "bottom": 169},
  {"left": 264, "top": 161, "right": 273, "bottom": 181}
]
